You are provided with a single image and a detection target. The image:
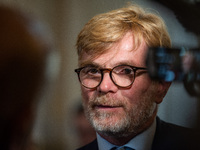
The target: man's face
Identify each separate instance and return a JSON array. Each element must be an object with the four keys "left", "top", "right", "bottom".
[{"left": 80, "top": 32, "right": 160, "bottom": 137}]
